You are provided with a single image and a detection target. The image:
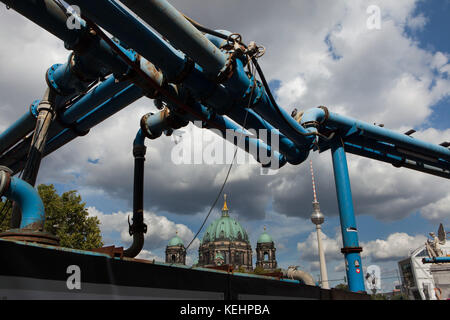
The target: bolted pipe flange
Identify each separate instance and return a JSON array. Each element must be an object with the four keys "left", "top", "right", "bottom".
[{"left": 45, "top": 64, "right": 64, "bottom": 95}]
